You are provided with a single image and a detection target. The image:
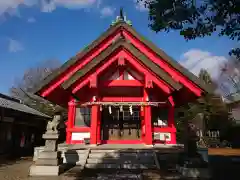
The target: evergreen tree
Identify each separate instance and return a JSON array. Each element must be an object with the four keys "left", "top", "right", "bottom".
[
  {"left": 138, "top": 0, "right": 240, "bottom": 59},
  {"left": 177, "top": 69, "right": 232, "bottom": 147}
]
